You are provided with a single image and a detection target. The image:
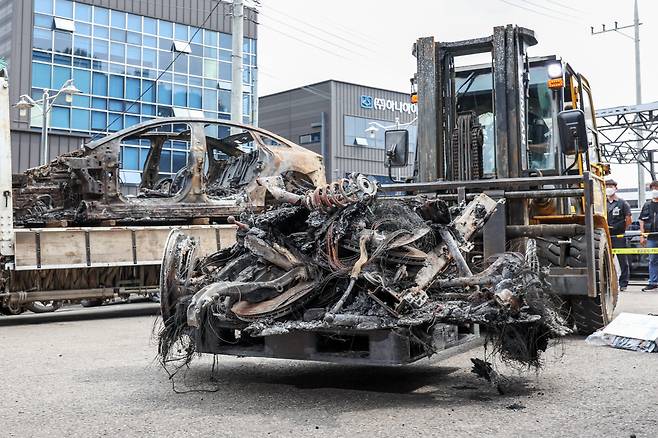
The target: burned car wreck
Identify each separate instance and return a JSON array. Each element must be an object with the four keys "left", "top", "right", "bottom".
[
  {"left": 158, "top": 174, "right": 571, "bottom": 369},
  {"left": 12, "top": 118, "right": 325, "bottom": 226}
]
